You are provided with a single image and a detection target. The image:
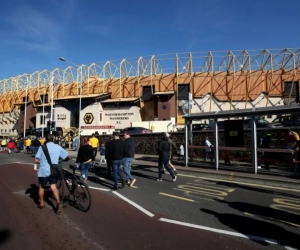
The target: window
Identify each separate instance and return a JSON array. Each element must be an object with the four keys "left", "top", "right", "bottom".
[
  {"left": 9, "top": 129, "right": 11, "bottom": 133},
  {"left": 40, "top": 115, "right": 46, "bottom": 125},
  {"left": 40, "top": 94, "right": 48, "bottom": 103},
  {"left": 4, "top": 129, "right": 6, "bottom": 133},
  {"left": 177, "top": 84, "right": 190, "bottom": 100},
  {"left": 142, "top": 86, "right": 155, "bottom": 101},
  {"left": 99, "top": 113, "right": 102, "bottom": 122}
]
